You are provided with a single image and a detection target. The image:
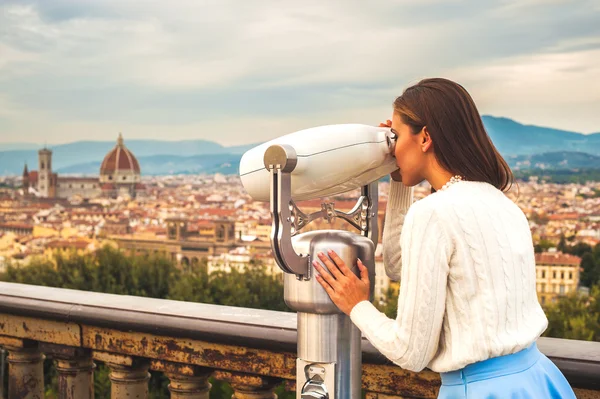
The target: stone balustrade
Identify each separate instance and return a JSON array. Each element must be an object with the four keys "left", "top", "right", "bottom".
[{"left": 1, "top": 282, "right": 599, "bottom": 398}]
